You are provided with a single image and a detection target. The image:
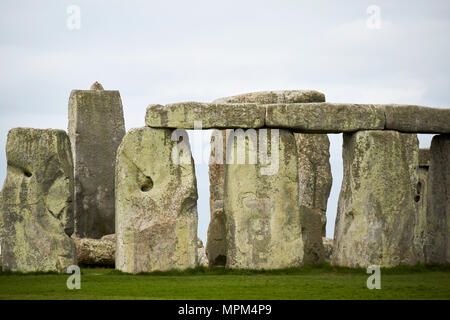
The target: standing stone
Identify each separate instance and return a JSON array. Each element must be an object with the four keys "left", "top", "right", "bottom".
[
  {"left": 68, "top": 82, "right": 126, "bottom": 239},
  {"left": 333, "top": 130, "right": 419, "bottom": 267},
  {"left": 207, "top": 90, "right": 331, "bottom": 266},
  {"left": 0, "top": 128, "right": 76, "bottom": 272},
  {"left": 296, "top": 134, "right": 332, "bottom": 264},
  {"left": 425, "top": 134, "right": 449, "bottom": 263},
  {"left": 224, "top": 129, "right": 304, "bottom": 269},
  {"left": 206, "top": 130, "right": 227, "bottom": 266},
  {"left": 412, "top": 149, "right": 430, "bottom": 262},
  {"left": 115, "top": 127, "right": 198, "bottom": 273},
  {"left": 322, "top": 237, "right": 334, "bottom": 262}
]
